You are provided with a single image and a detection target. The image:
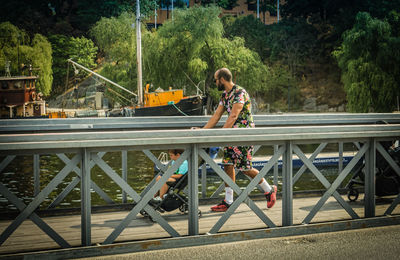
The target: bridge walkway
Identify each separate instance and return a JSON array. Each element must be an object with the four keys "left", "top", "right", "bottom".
[{"left": 1, "top": 194, "right": 399, "bottom": 255}]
